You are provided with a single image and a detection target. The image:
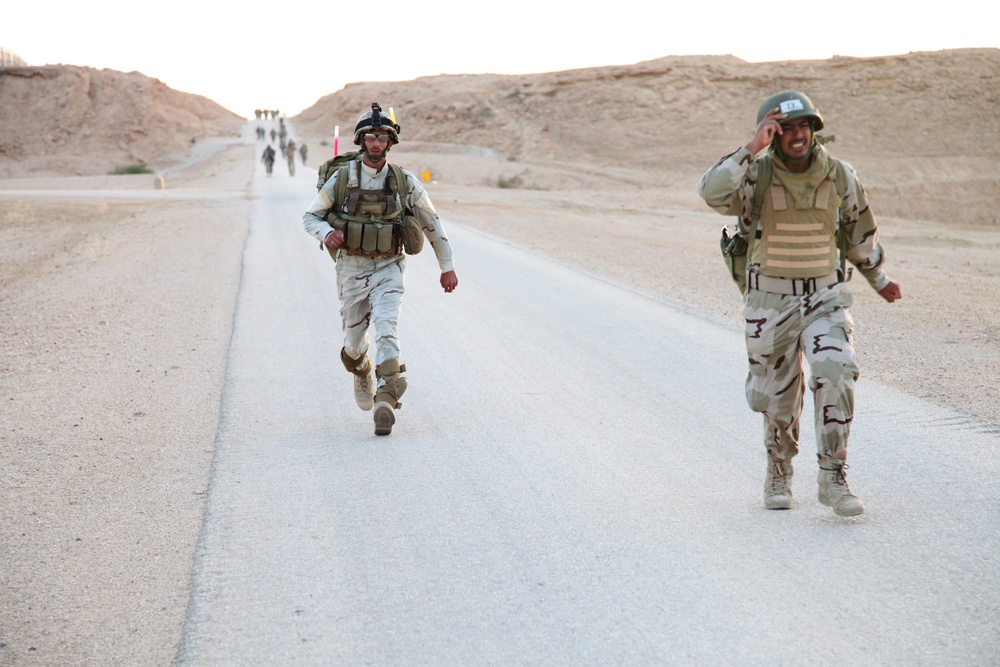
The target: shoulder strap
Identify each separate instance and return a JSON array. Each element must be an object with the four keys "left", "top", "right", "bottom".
[
  {"left": 387, "top": 162, "right": 412, "bottom": 213},
  {"left": 388, "top": 163, "right": 409, "bottom": 194},
  {"left": 750, "top": 155, "right": 772, "bottom": 225},
  {"left": 833, "top": 159, "right": 849, "bottom": 279},
  {"left": 833, "top": 160, "right": 848, "bottom": 198},
  {"left": 331, "top": 156, "right": 363, "bottom": 212},
  {"left": 332, "top": 163, "right": 347, "bottom": 211},
  {"left": 743, "top": 155, "right": 772, "bottom": 281}
]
